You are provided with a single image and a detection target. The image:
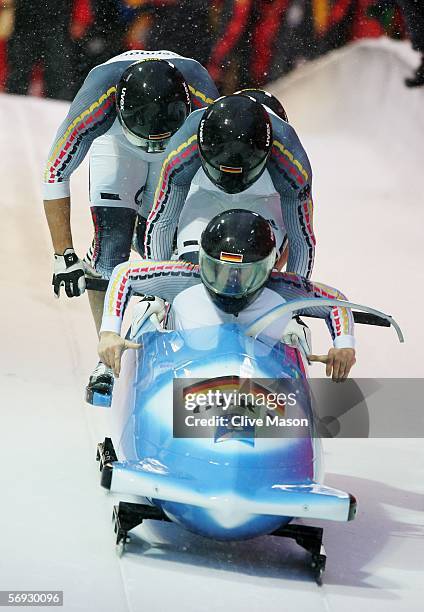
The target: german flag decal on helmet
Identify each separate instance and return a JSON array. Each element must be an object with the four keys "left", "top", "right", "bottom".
[
  {"left": 220, "top": 251, "right": 244, "bottom": 262},
  {"left": 149, "top": 131, "right": 172, "bottom": 140},
  {"left": 219, "top": 165, "right": 243, "bottom": 173}
]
